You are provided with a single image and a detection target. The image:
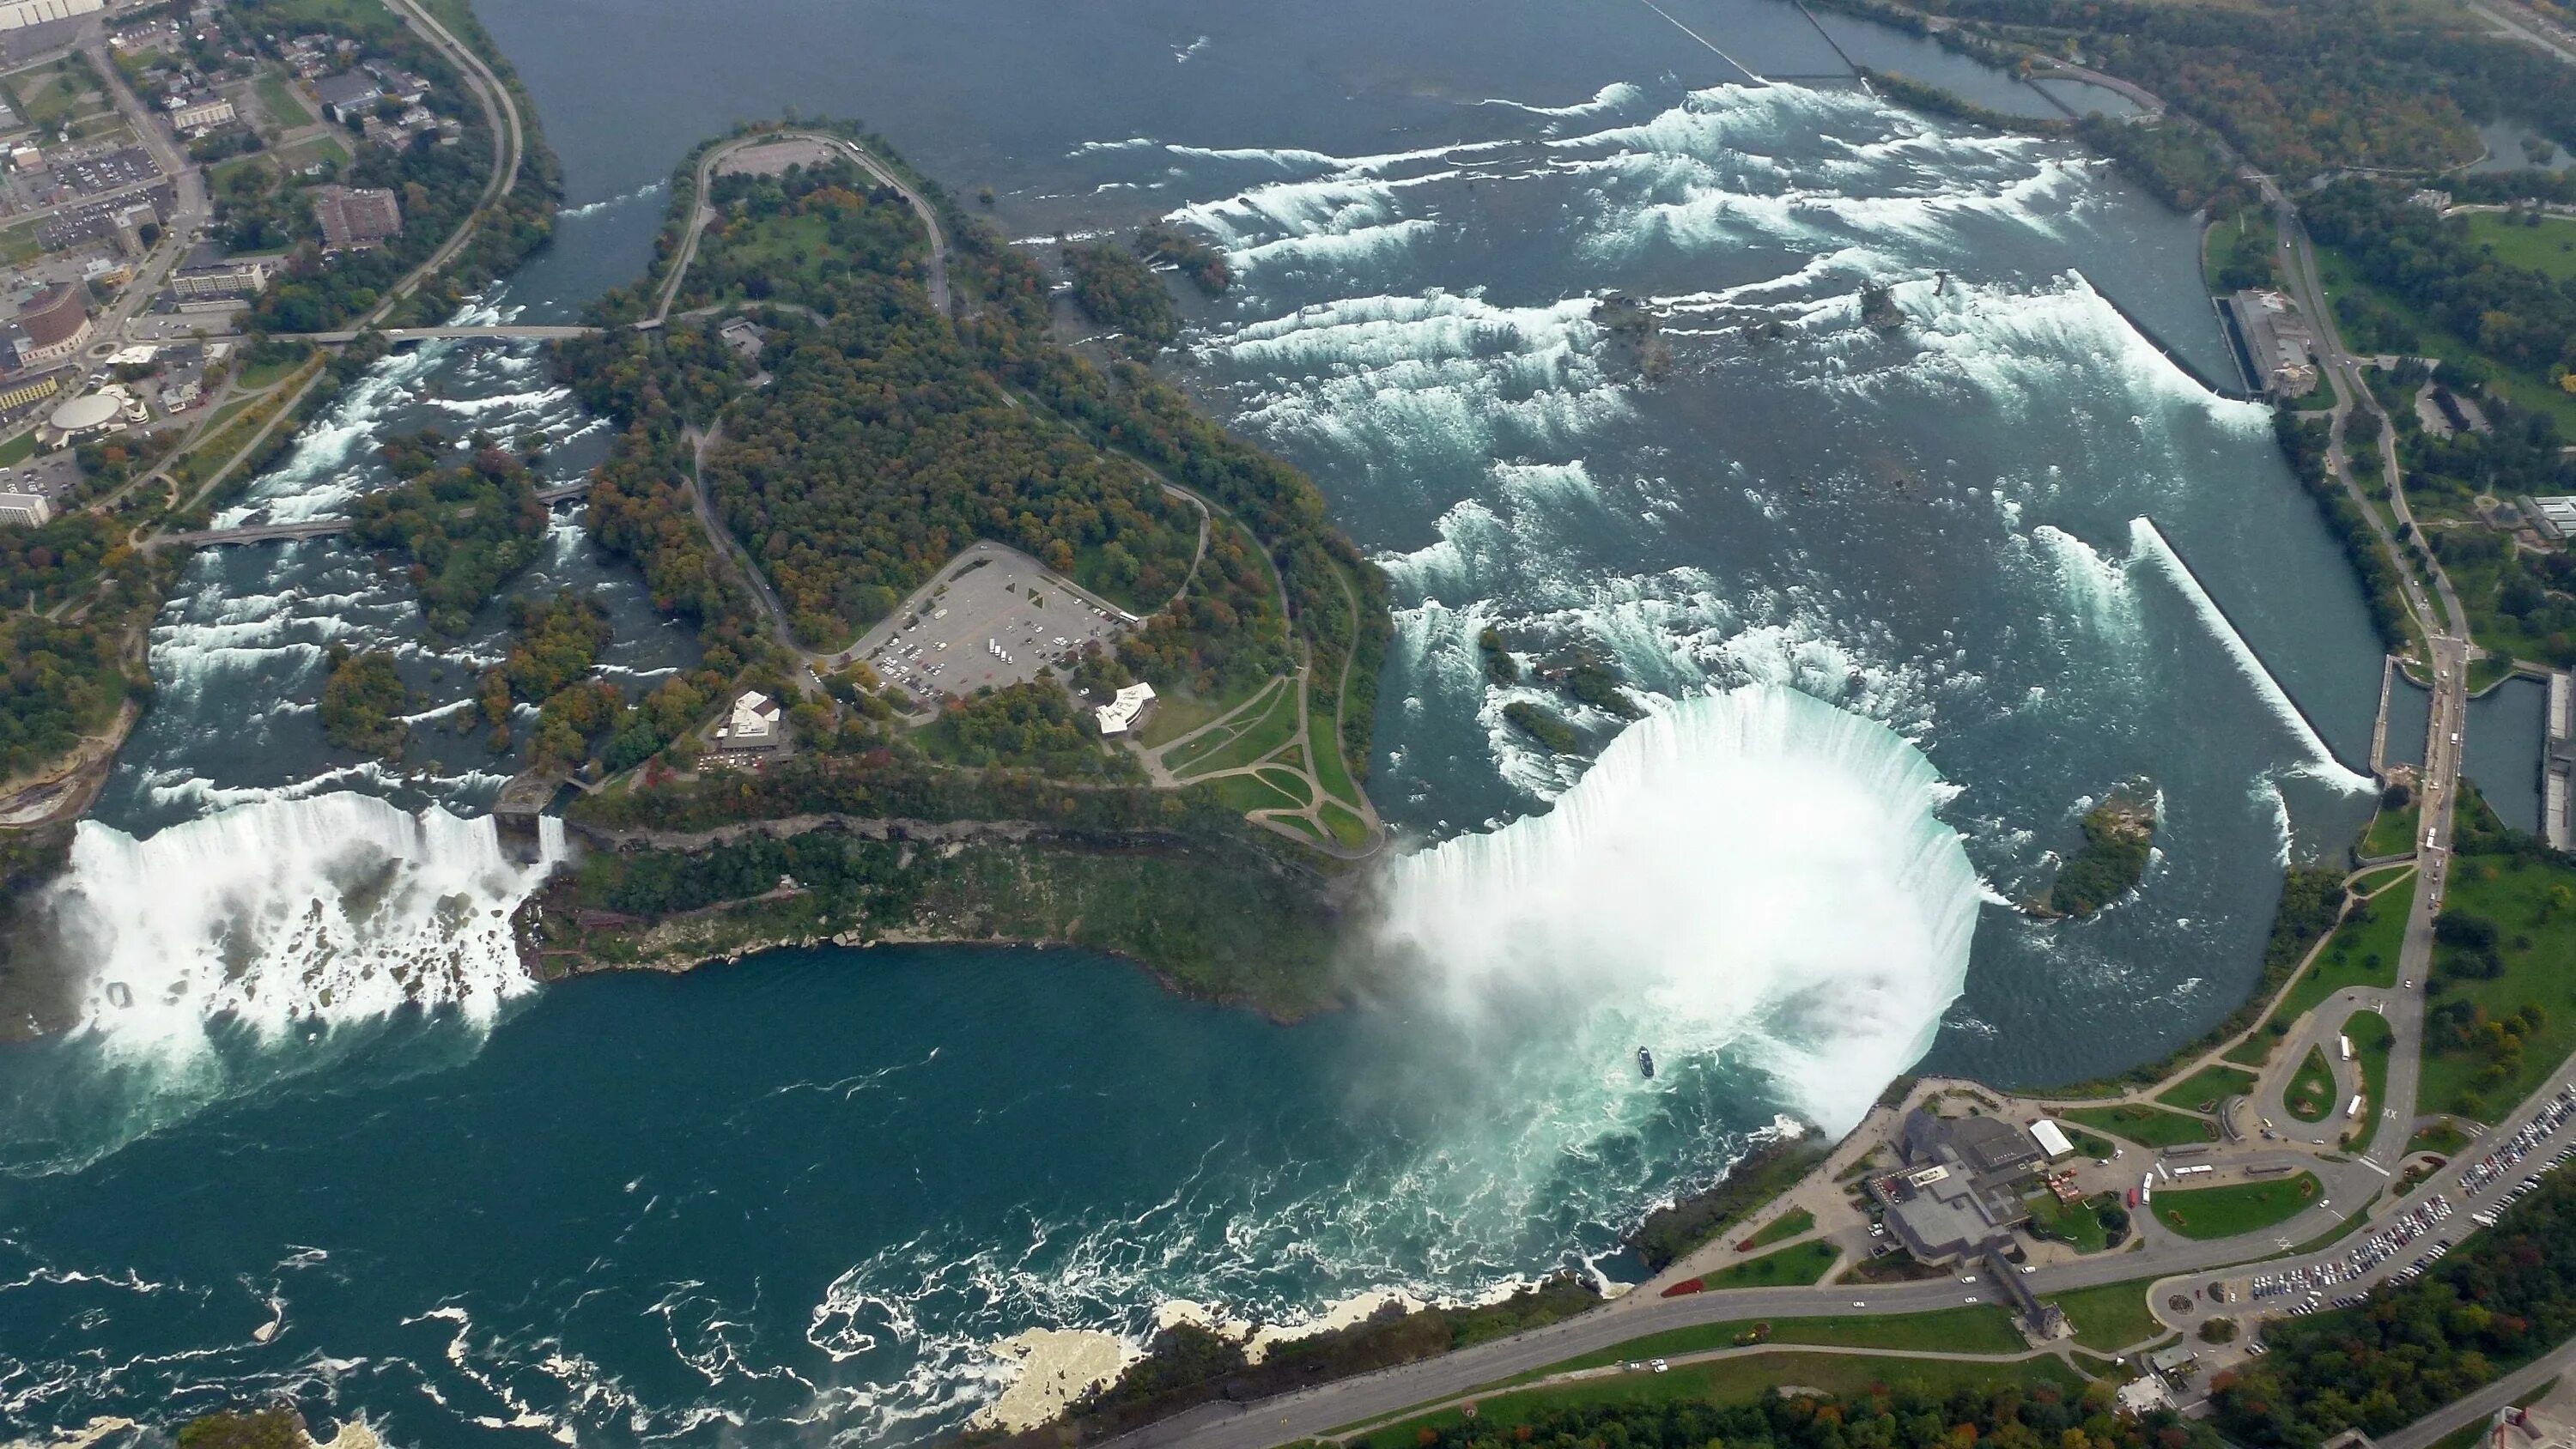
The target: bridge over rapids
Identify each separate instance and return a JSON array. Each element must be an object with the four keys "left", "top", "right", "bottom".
[
  {"left": 283, "top": 324, "right": 608, "bottom": 344},
  {"left": 156, "top": 481, "right": 592, "bottom": 548}
]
